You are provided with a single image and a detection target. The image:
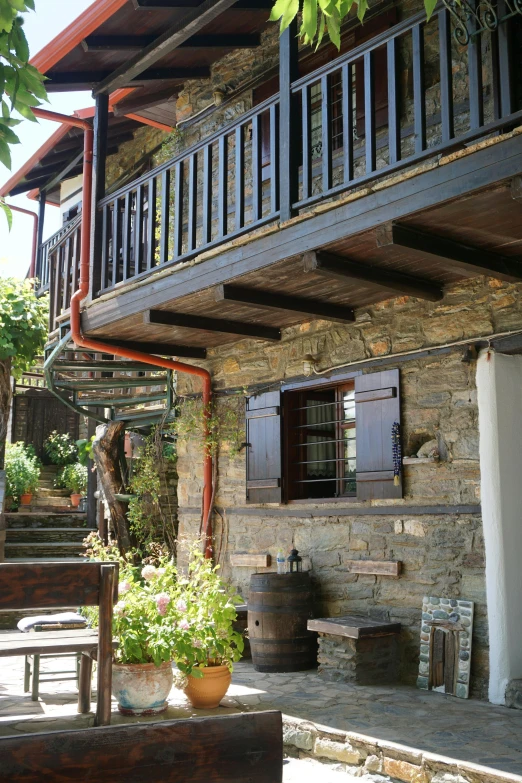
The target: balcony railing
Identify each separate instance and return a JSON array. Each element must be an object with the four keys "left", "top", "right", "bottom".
[
  {"left": 42, "top": 7, "right": 521, "bottom": 308},
  {"left": 44, "top": 218, "right": 82, "bottom": 333}
]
